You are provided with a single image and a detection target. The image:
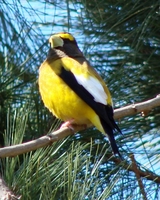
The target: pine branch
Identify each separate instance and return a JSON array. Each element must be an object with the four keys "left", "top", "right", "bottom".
[{"left": 0, "top": 95, "right": 160, "bottom": 158}]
